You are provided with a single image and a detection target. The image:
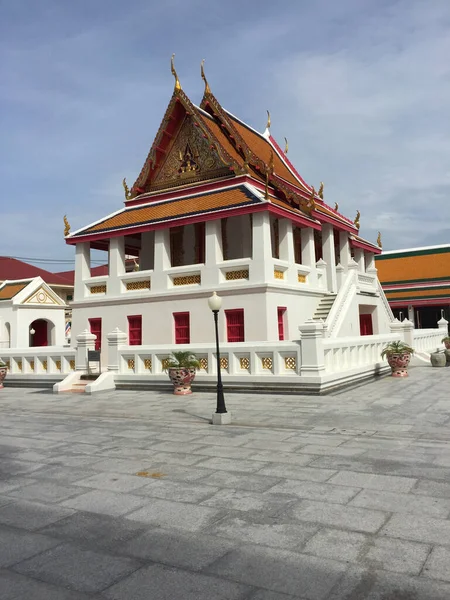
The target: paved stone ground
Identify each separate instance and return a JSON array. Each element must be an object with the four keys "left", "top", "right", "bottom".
[{"left": 0, "top": 363, "right": 449, "bottom": 599}]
